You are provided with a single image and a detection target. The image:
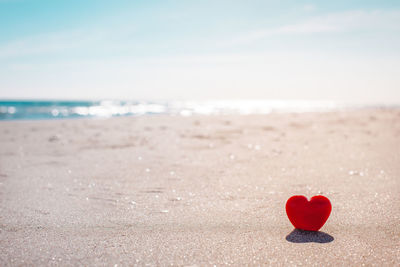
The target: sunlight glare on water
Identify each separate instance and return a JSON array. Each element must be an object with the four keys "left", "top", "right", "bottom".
[{"left": 0, "top": 99, "right": 390, "bottom": 120}]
